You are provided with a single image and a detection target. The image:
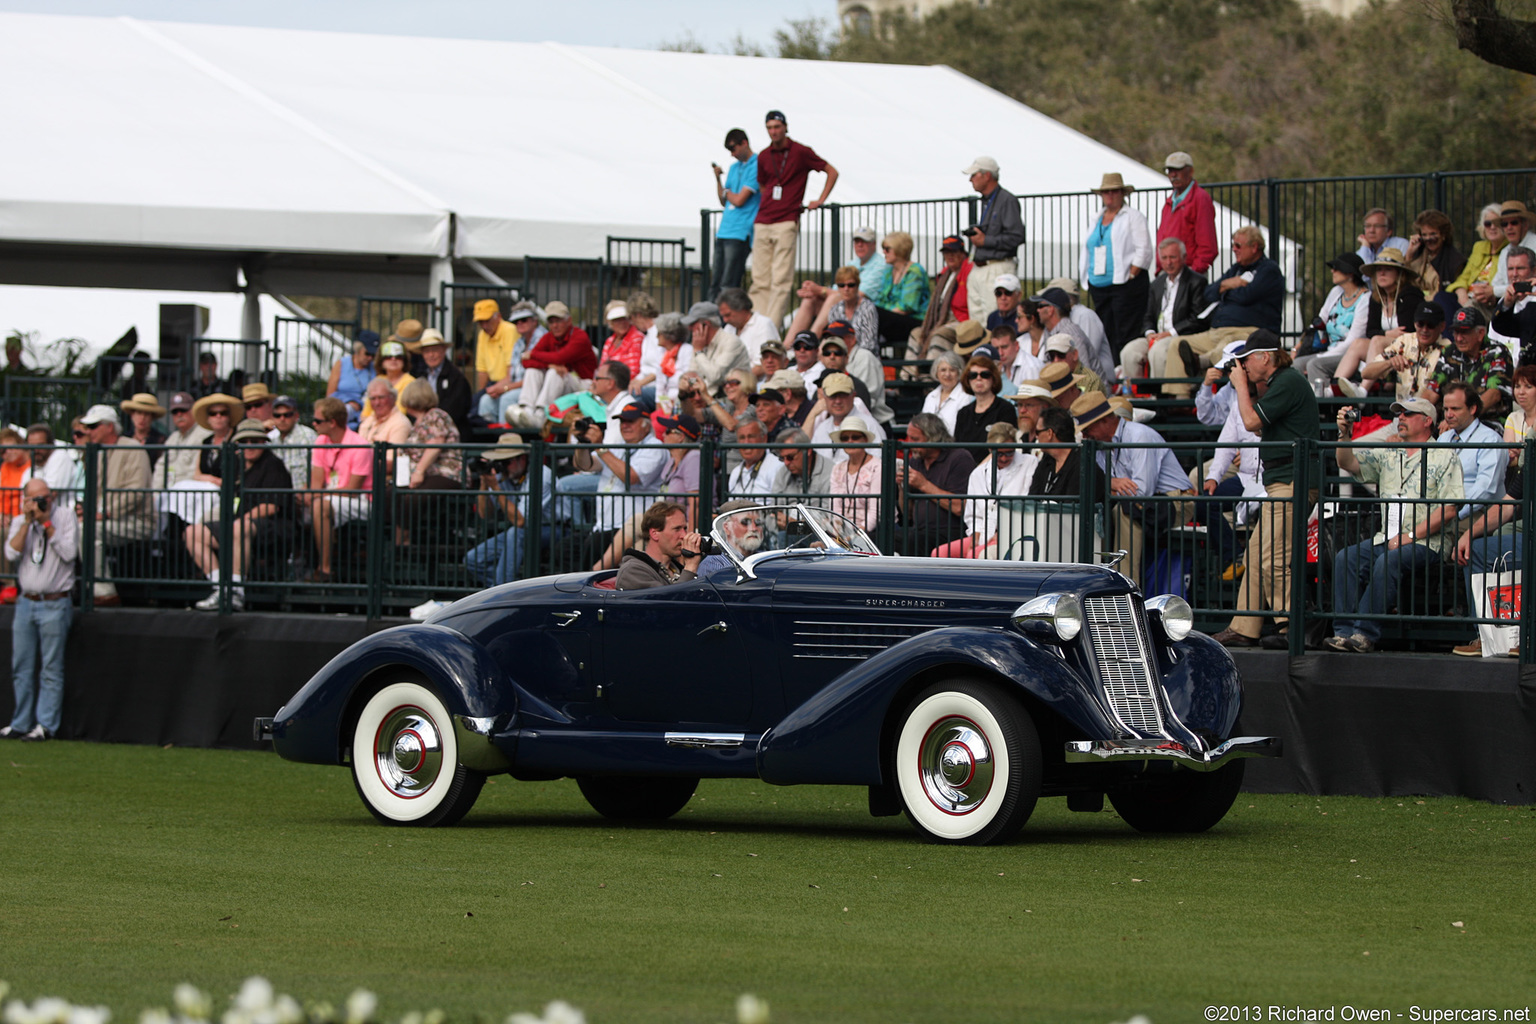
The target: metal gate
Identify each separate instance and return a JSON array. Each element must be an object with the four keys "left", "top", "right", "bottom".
[
  {"left": 357, "top": 296, "right": 437, "bottom": 343},
  {"left": 272, "top": 316, "right": 356, "bottom": 413},
  {"left": 187, "top": 338, "right": 273, "bottom": 397},
  {"left": 605, "top": 236, "right": 693, "bottom": 314}
]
